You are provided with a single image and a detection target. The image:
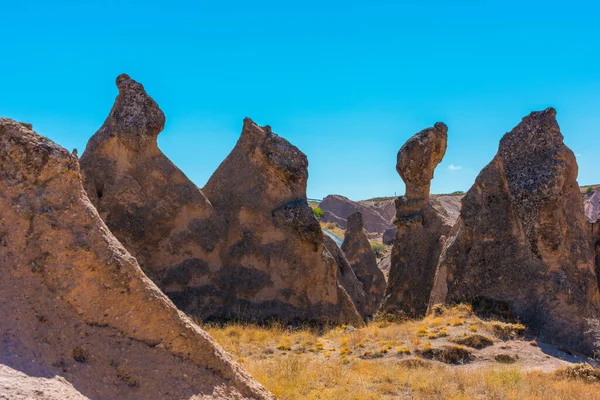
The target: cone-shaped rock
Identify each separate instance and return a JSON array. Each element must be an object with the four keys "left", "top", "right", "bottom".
[
  {"left": 323, "top": 234, "right": 370, "bottom": 319},
  {"left": 429, "top": 108, "right": 600, "bottom": 354},
  {"left": 203, "top": 118, "right": 363, "bottom": 326},
  {"left": 80, "top": 74, "right": 219, "bottom": 284},
  {"left": 379, "top": 123, "right": 453, "bottom": 317},
  {"left": 80, "top": 75, "right": 362, "bottom": 326},
  {"left": 0, "top": 118, "right": 273, "bottom": 399},
  {"left": 341, "top": 212, "right": 386, "bottom": 315}
]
